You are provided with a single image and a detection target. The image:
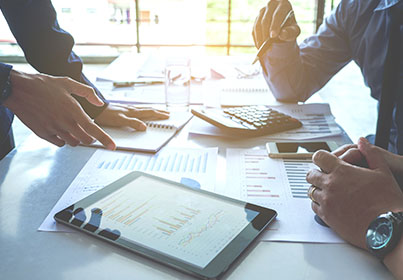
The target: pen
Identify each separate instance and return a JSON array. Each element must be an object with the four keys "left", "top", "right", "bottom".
[
  {"left": 252, "top": 10, "right": 295, "bottom": 65},
  {"left": 113, "top": 80, "right": 164, "bottom": 88}
]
